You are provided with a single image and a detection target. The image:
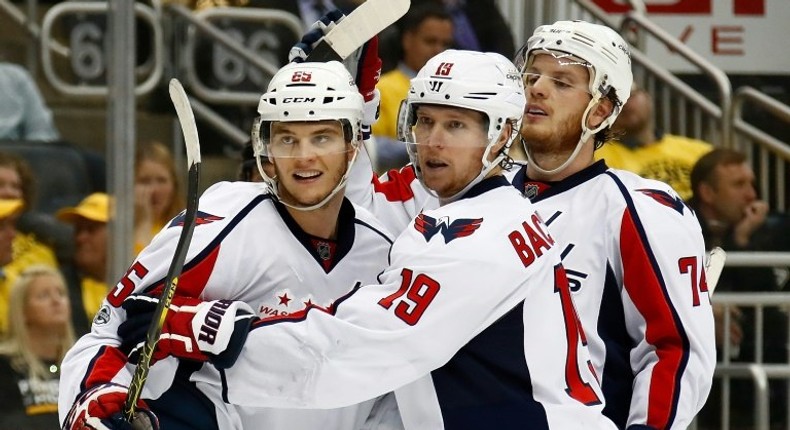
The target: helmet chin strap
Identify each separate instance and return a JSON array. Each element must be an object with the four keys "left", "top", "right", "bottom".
[
  {"left": 524, "top": 132, "right": 587, "bottom": 178},
  {"left": 257, "top": 148, "right": 359, "bottom": 212},
  {"left": 524, "top": 95, "right": 606, "bottom": 178}
]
